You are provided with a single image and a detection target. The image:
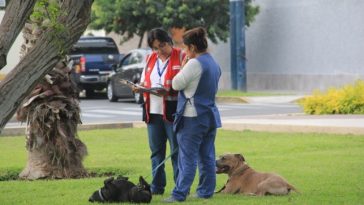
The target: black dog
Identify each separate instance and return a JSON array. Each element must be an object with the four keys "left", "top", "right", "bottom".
[{"left": 89, "top": 176, "right": 152, "bottom": 203}]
